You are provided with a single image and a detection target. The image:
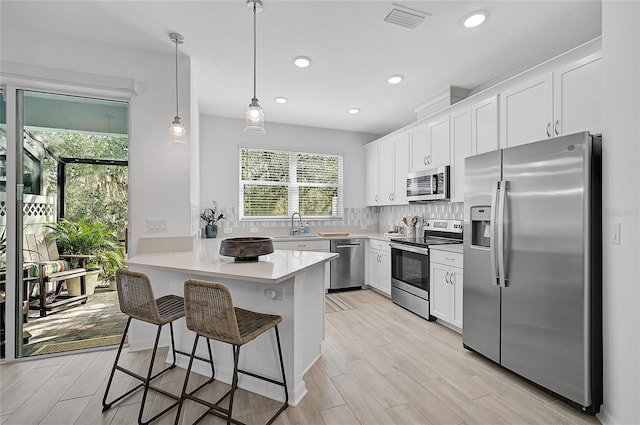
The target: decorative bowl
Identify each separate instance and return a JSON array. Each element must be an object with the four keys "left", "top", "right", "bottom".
[{"left": 219, "top": 237, "right": 274, "bottom": 262}]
